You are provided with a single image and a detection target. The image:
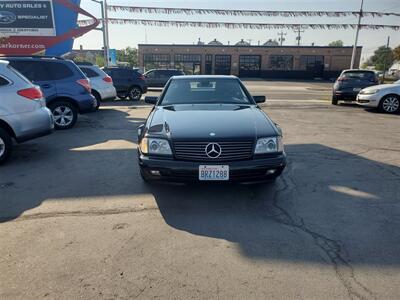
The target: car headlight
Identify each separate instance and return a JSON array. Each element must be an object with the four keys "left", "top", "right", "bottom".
[
  {"left": 255, "top": 137, "right": 283, "bottom": 154},
  {"left": 360, "top": 89, "right": 379, "bottom": 95},
  {"left": 140, "top": 138, "right": 172, "bottom": 155}
]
